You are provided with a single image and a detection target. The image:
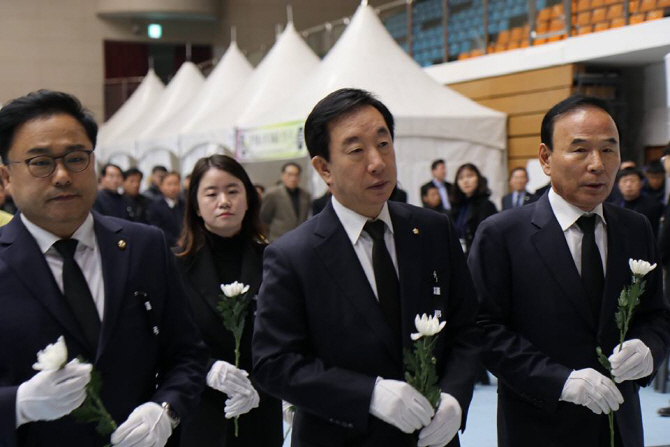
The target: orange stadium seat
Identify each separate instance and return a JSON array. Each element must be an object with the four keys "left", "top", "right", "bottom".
[
  {"left": 507, "top": 41, "right": 520, "bottom": 49},
  {"left": 551, "top": 3, "right": 565, "bottom": 16},
  {"left": 629, "top": 0, "right": 640, "bottom": 12},
  {"left": 537, "top": 8, "right": 552, "bottom": 21},
  {"left": 593, "top": 21, "right": 610, "bottom": 30},
  {"left": 591, "top": 7, "right": 607, "bottom": 21},
  {"left": 658, "top": 0, "right": 670, "bottom": 7},
  {"left": 534, "top": 38, "right": 548, "bottom": 44},
  {"left": 639, "top": 0, "right": 657, "bottom": 12},
  {"left": 607, "top": 4, "right": 624, "bottom": 18},
  {"left": 497, "top": 30, "right": 511, "bottom": 45},
  {"left": 536, "top": 21, "right": 550, "bottom": 33},
  {"left": 577, "top": 11, "right": 592, "bottom": 25},
  {"left": 610, "top": 16, "right": 626, "bottom": 27},
  {"left": 576, "top": 0, "right": 592, "bottom": 11},
  {"left": 470, "top": 49, "right": 485, "bottom": 57},
  {"left": 591, "top": 0, "right": 605, "bottom": 7},
  {"left": 646, "top": 9, "right": 664, "bottom": 18},
  {"left": 510, "top": 26, "right": 523, "bottom": 41},
  {"left": 578, "top": 24, "right": 594, "bottom": 33},
  {"left": 603, "top": 0, "right": 619, "bottom": 4},
  {"left": 630, "top": 12, "right": 646, "bottom": 22},
  {"left": 549, "top": 18, "right": 566, "bottom": 30}
]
